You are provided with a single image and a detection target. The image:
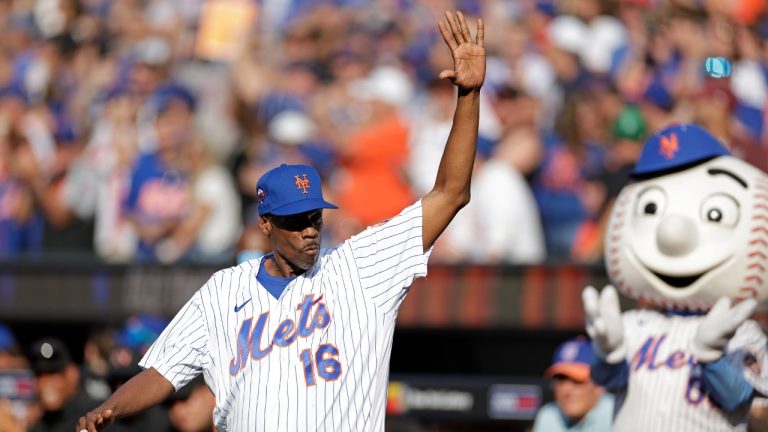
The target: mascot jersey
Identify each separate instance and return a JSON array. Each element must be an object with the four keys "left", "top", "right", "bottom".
[{"left": 595, "top": 124, "right": 768, "bottom": 431}]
